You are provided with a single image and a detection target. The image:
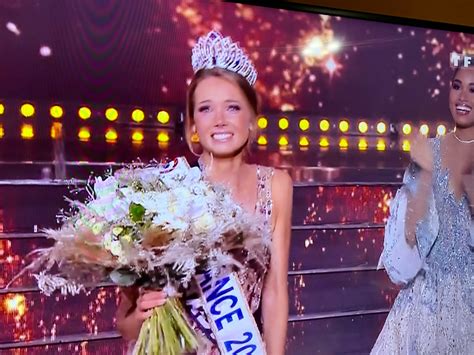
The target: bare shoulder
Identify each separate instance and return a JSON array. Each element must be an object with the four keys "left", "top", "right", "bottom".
[{"left": 271, "top": 169, "right": 293, "bottom": 211}]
